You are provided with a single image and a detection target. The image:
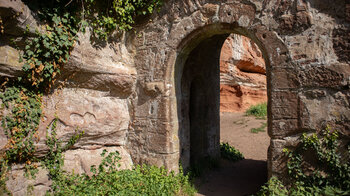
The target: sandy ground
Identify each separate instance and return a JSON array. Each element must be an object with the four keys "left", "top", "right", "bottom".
[{"left": 195, "top": 112, "right": 270, "bottom": 196}]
